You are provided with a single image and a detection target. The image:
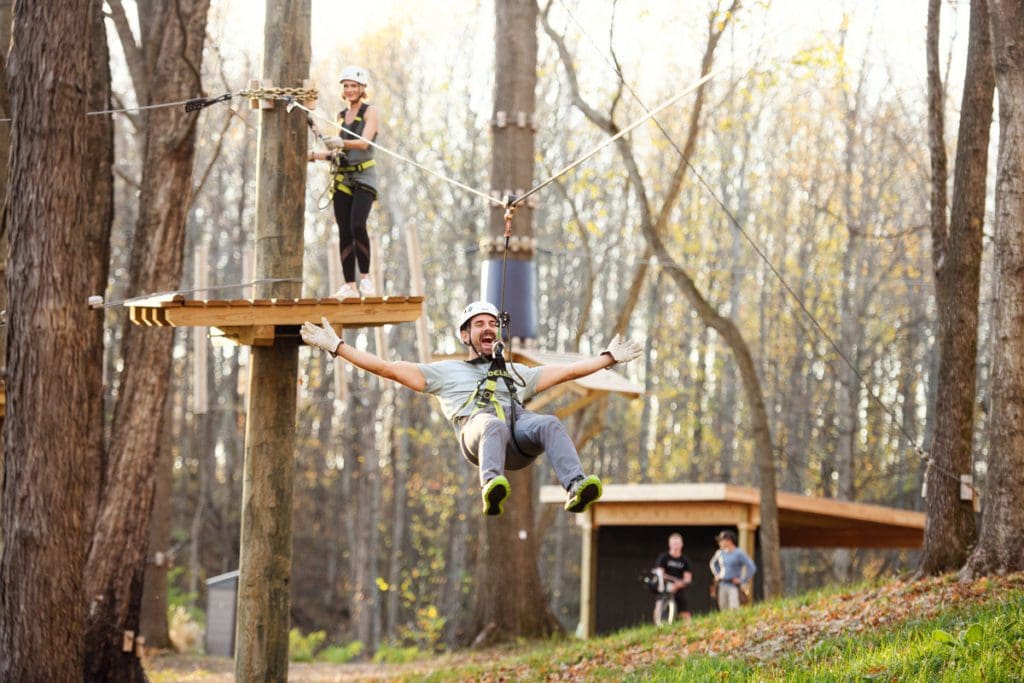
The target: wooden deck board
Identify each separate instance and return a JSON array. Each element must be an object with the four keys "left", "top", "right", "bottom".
[{"left": 126, "top": 295, "right": 424, "bottom": 331}]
